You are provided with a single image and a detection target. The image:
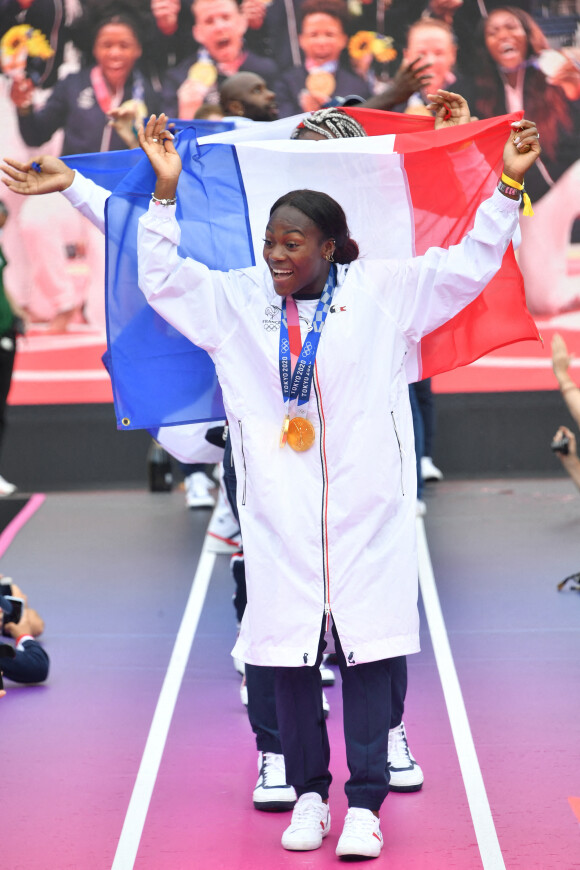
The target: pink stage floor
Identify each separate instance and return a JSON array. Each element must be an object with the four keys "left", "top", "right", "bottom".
[{"left": 2, "top": 481, "right": 579, "bottom": 869}]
